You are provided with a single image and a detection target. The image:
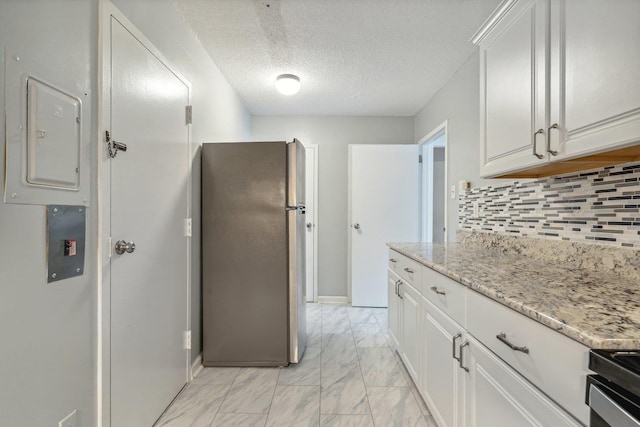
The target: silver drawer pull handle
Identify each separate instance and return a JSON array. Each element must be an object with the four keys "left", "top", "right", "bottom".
[
  {"left": 398, "top": 282, "right": 403, "bottom": 299},
  {"left": 459, "top": 340, "right": 469, "bottom": 372},
  {"left": 430, "top": 286, "right": 446, "bottom": 295},
  {"left": 533, "top": 129, "right": 545, "bottom": 159},
  {"left": 452, "top": 332, "right": 462, "bottom": 361},
  {"left": 497, "top": 332, "right": 530, "bottom": 354},
  {"left": 403, "top": 267, "right": 414, "bottom": 273},
  {"left": 389, "top": 258, "right": 398, "bottom": 263}
]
